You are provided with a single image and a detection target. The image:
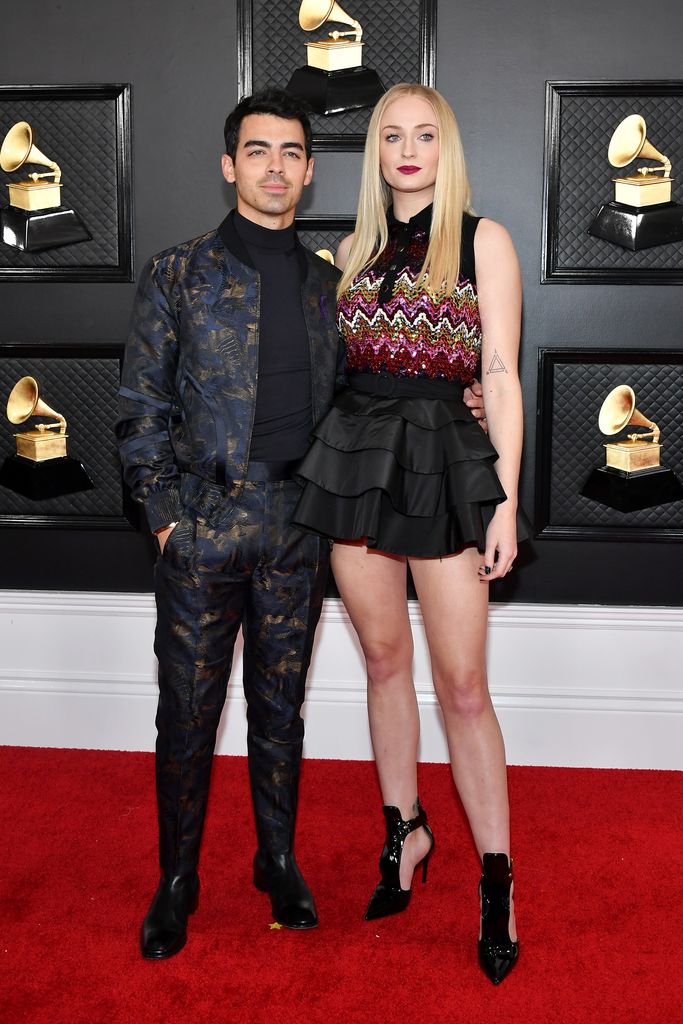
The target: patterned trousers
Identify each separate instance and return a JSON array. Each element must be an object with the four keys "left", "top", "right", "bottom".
[{"left": 153, "top": 479, "right": 329, "bottom": 877}]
